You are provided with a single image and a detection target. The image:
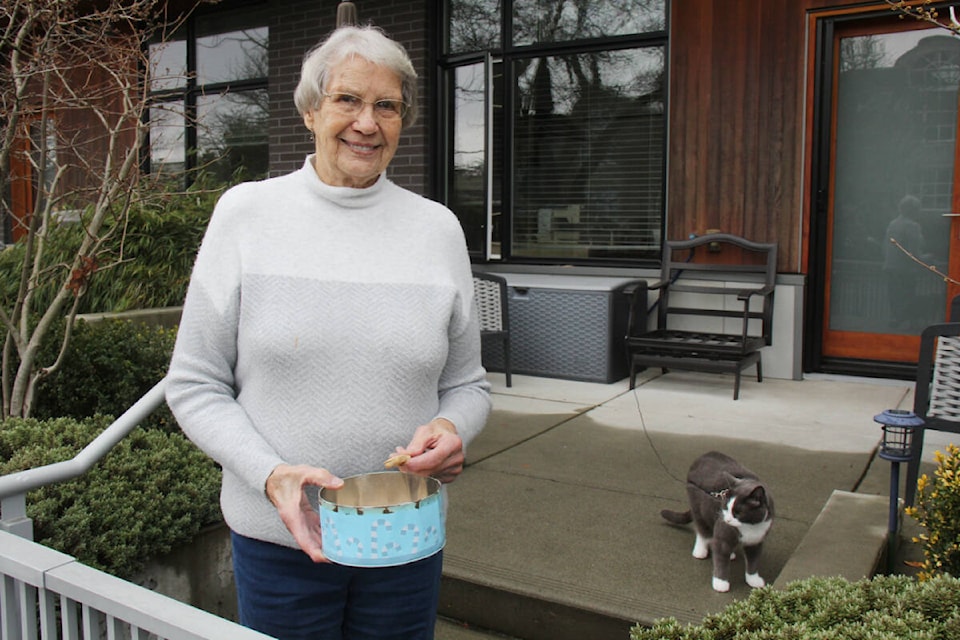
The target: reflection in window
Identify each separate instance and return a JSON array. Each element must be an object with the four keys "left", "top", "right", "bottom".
[
  {"left": 147, "top": 7, "right": 268, "bottom": 185},
  {"left": 450, "top": 64, "right": 487, "bottom": 254},
  {"left": 148, "top": 40, "right": 186, "bottom": 93},
  {"left": 449, "top": 62, "right": 504, "bottom": 258},
  {"left": 198, "top": 90, "right": 269, "bottom": 182},
  {"left": 513, "top": 0, "right": 665, "bottom": 46},
  {"left": 830, "top": 31, "right": 958, "bottom": 334},
  {"left": 197, "top": 26, "right": 268, "bottom": 85},
  {"left": 441, "top": 0, "right": 667, "bottom": 264},
  {"left": 149, "top": 102, "right": 186, "bottom": 177},
  {"left": 447, "top": 0, "right": 501, "bottom": 53},
  {"left": 513, "top": 49, "right": 664, "bottom": 259}
]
